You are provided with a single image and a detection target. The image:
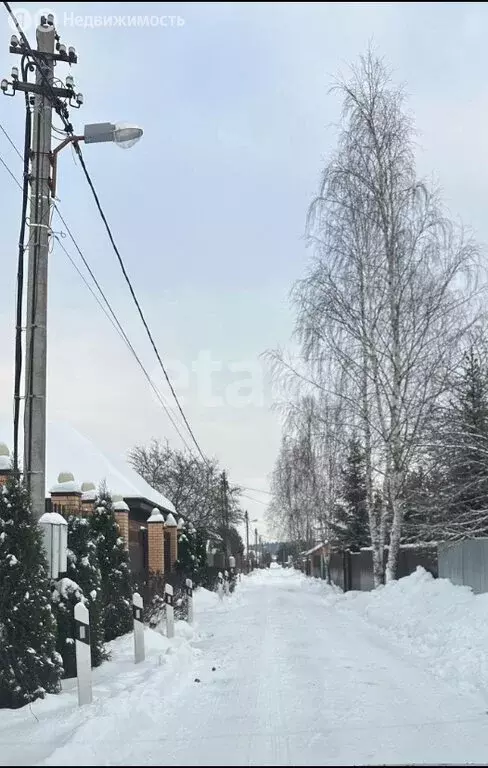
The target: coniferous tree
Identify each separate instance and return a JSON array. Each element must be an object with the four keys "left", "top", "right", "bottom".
[
  {"left": 67, "top": 516, "right": 107, "bottom": 667},
  {"left": 175, "top": 524, "right": 208, "bottom": 586},
  {"left": 448, "top": 348, "right": 488, "bottom": 519},
  {"left": 51, "top": 577, "right": 82, "bottom": 679},
  {"left": 90, "top": 483, "right": 132, "bottom": 641},
  {"left": 429, "top": 344, "right": 488, "bottom": 539},
  {"left": 0, "top": 477, "right": 62, "bottom": 708},
  {"left": 331, "top": 437, "right": 370, "bottom": 551}
]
